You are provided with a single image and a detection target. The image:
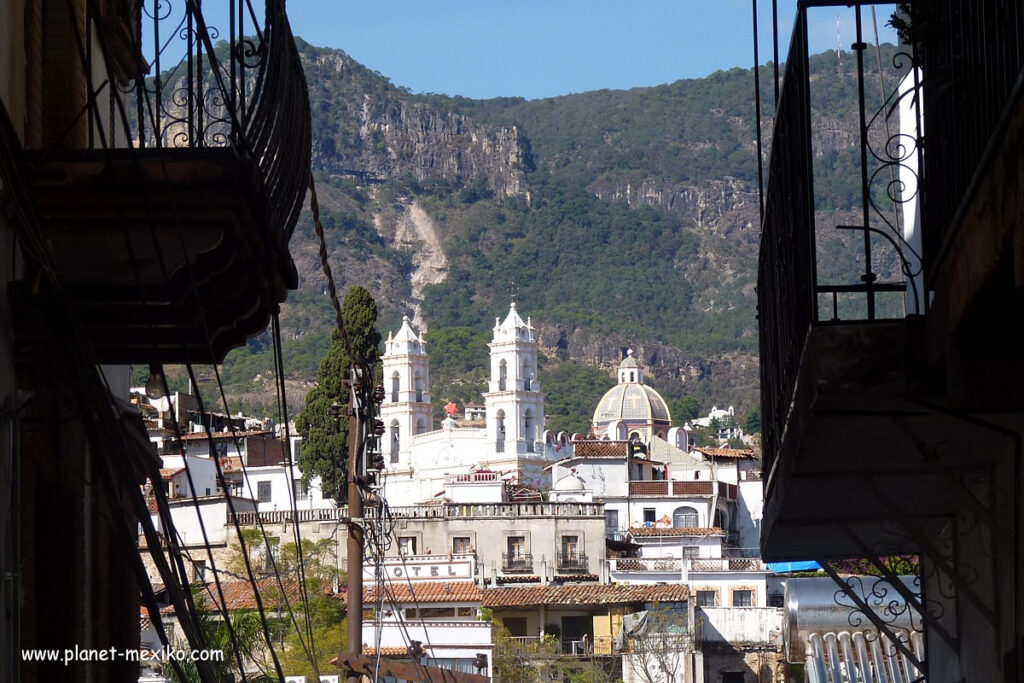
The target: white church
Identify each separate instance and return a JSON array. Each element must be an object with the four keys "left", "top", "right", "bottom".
[{"left": 380, "top": 303, "right": 561, "bottom": 506}]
